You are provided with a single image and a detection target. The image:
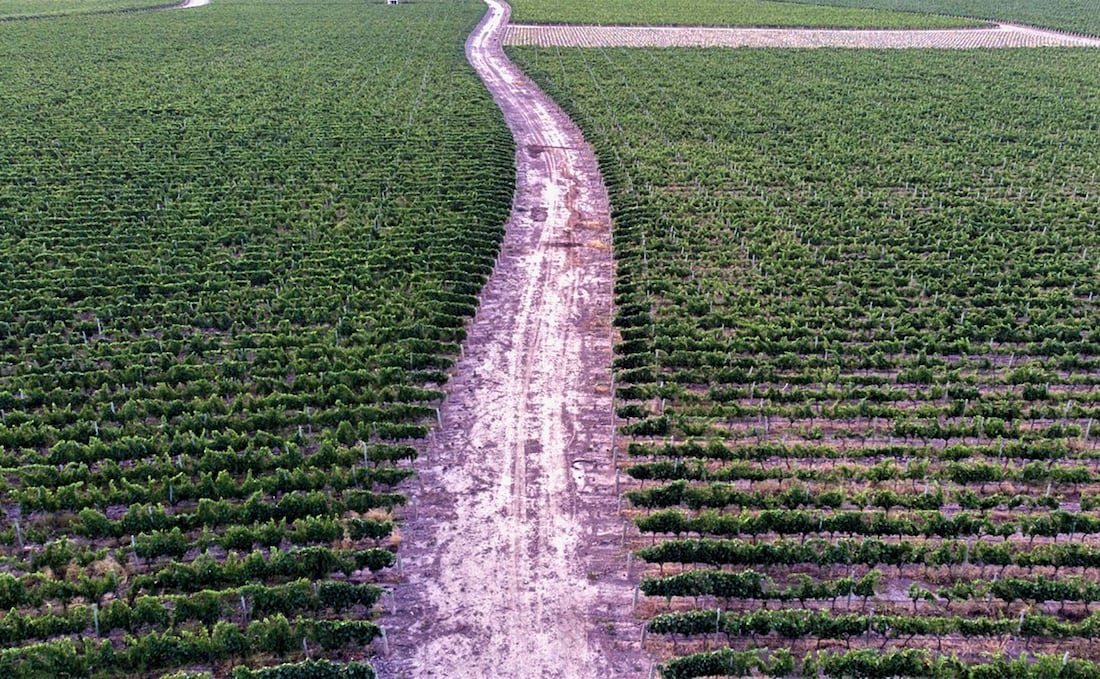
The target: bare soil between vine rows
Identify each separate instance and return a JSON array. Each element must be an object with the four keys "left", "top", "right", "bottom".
[{"left": 372, "top": 0, "right": 646, "bottom": 677}]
